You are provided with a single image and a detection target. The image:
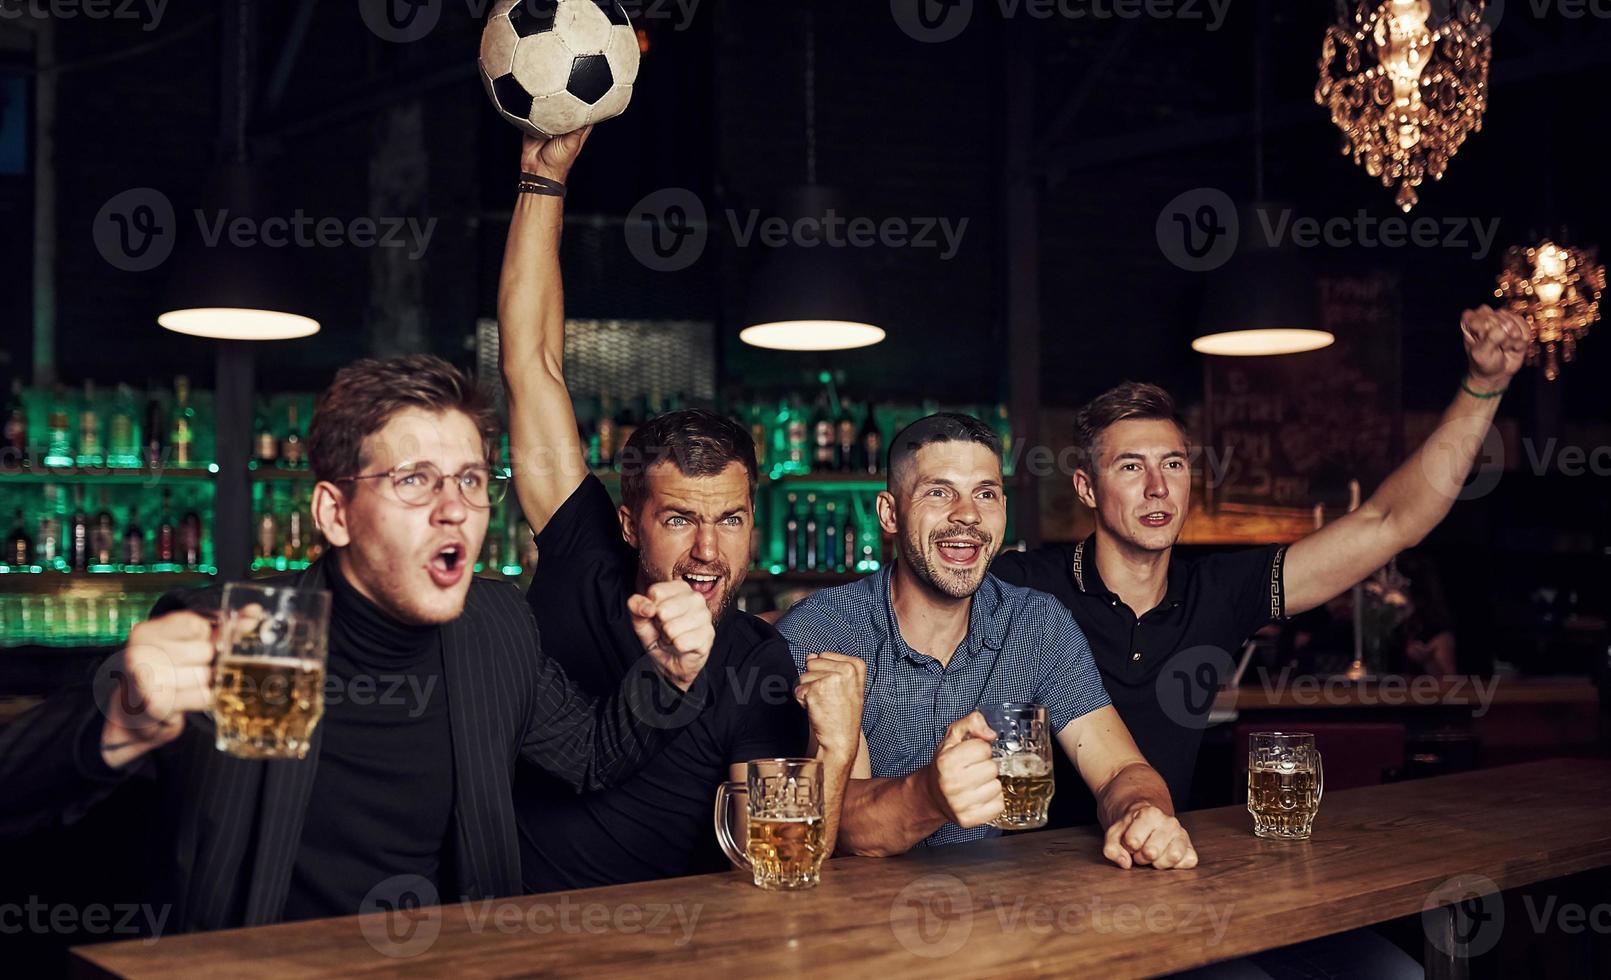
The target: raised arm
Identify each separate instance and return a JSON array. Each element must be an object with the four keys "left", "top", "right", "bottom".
[
  {"left": 498, "top": 129, "right": 595, "bottom": 533},
  {"left": 1283, "top": 306, "right": 1528, "bottom": 615}
]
